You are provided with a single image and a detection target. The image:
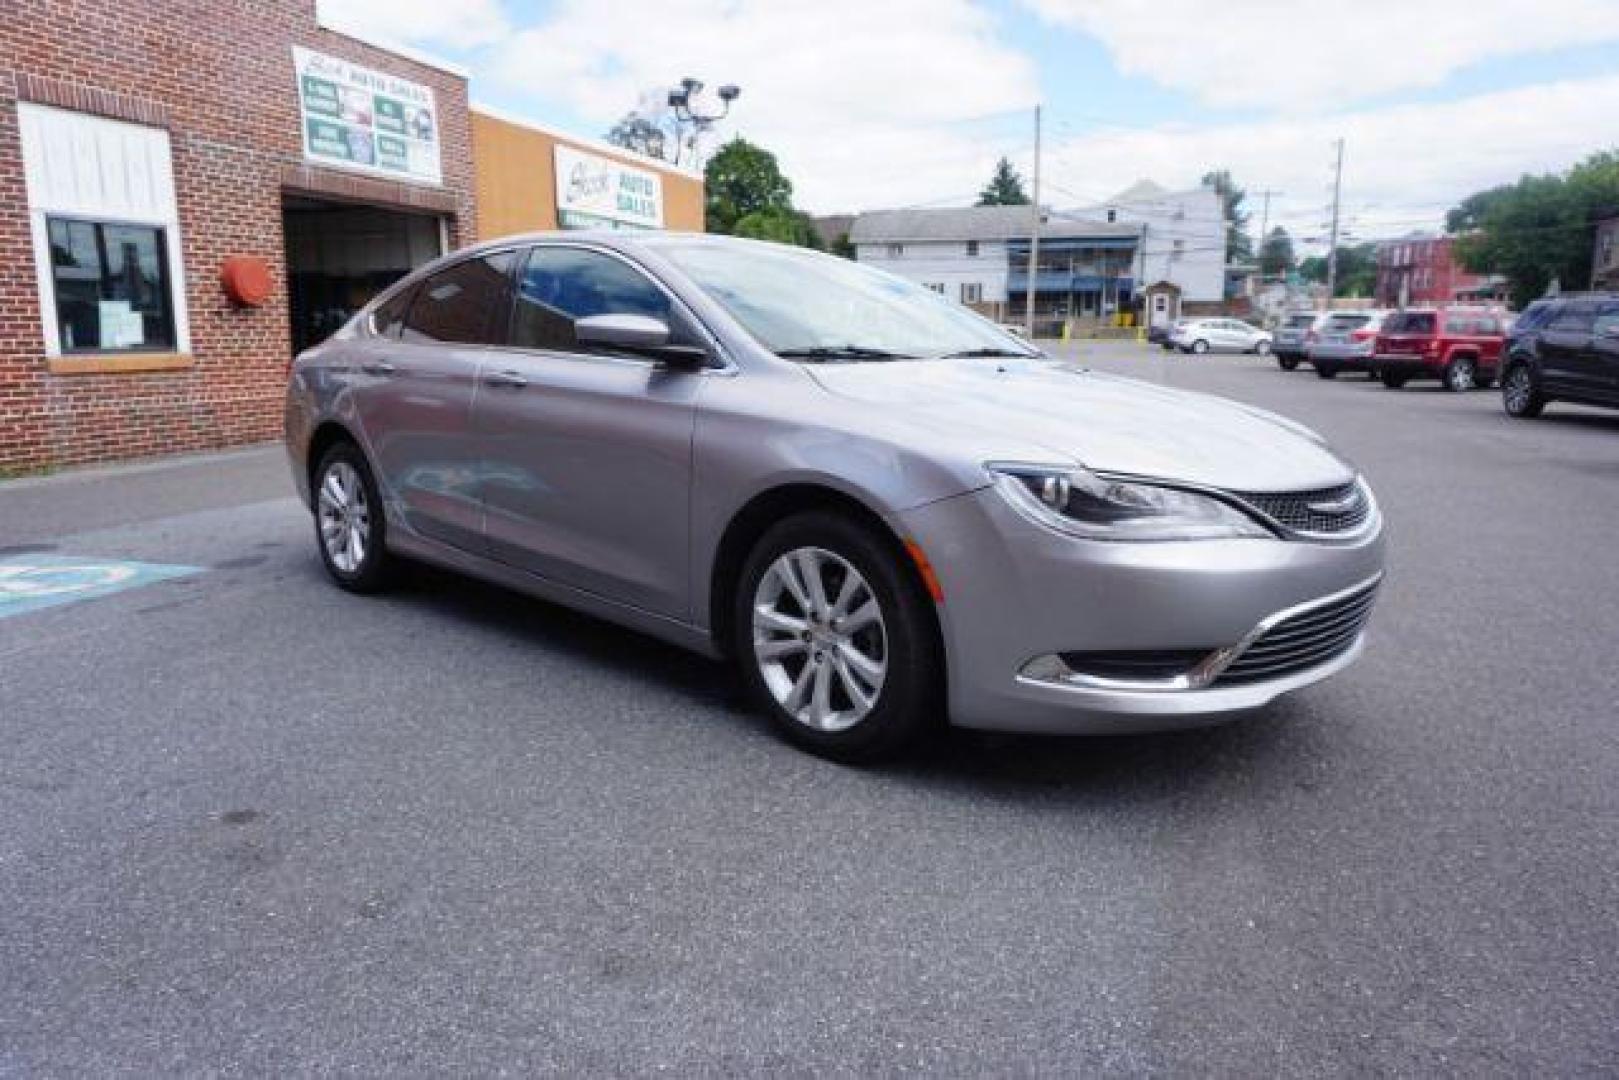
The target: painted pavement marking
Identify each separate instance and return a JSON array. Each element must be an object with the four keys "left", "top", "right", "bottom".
[{"left": 0, "top": 554, "right": 201, "bottom": 618}]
